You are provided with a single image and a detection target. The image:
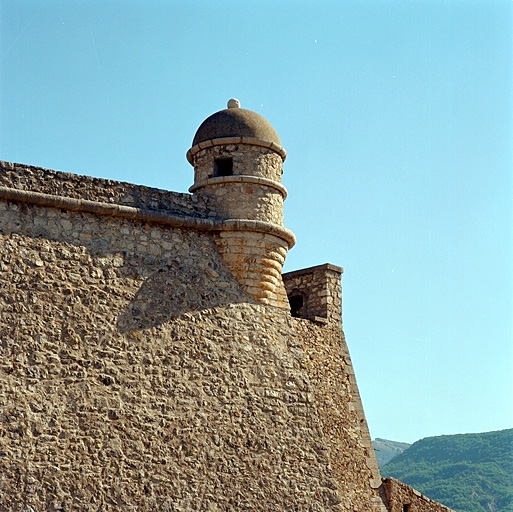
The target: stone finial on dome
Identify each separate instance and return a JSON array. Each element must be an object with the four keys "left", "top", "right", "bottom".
[{"left": 227, "top": 98, "right": 241, "bottom": 109}]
